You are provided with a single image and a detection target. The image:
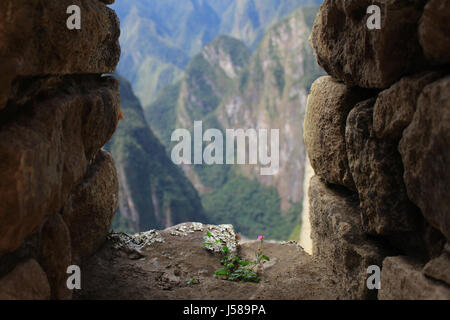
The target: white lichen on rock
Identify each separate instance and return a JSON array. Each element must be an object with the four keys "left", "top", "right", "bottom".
[
  {"left": 168, "top": 222, "right": 205, "bottom": 236},
  {"left": 108, "top": 230, "right": 165, "bottom": 251},
  {"left": 203, "top": 224, "right": 237, "bottom": 253}
]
